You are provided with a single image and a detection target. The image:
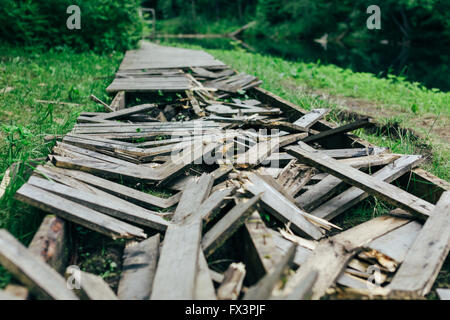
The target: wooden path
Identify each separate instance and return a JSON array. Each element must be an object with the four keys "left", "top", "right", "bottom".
[{"left": 1, "top": 41, "right": 449, "bottom": 300}]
